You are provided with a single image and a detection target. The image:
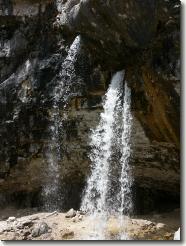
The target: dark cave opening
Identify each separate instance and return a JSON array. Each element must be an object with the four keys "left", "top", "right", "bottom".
[
  {"left": 133, "top": 186, "right": 180, "bottom": 215},
  {"left": 0, "top": 182, "right": 180, "bottom": 217}
]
